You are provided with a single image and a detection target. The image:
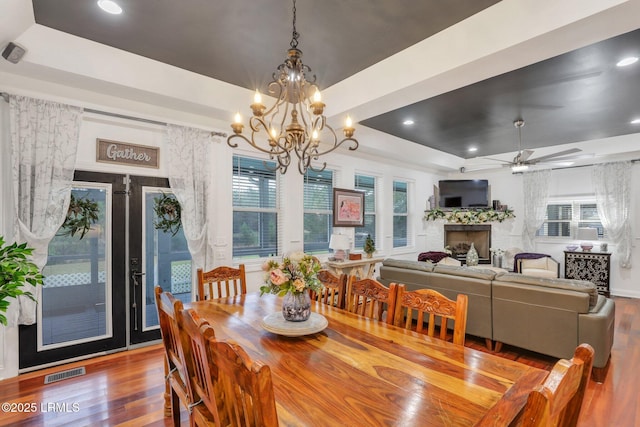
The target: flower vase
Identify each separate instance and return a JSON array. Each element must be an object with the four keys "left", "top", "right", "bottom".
[
  {"left": 466, "top": 243, "right": 479, "bottom": 266},
  {"left": 282, "top": 291, "right": 311, "bottom": 322}
]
